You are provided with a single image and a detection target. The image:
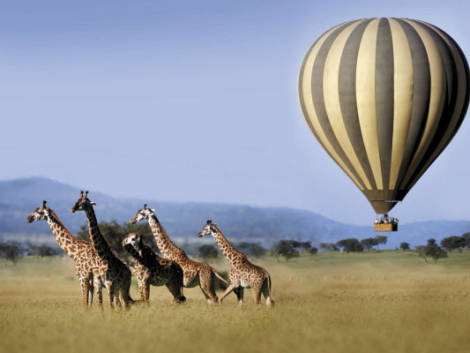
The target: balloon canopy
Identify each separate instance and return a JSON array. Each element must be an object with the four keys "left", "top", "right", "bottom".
[{"left": 298, "top": 18, "right": 470, "bottom": 214}]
